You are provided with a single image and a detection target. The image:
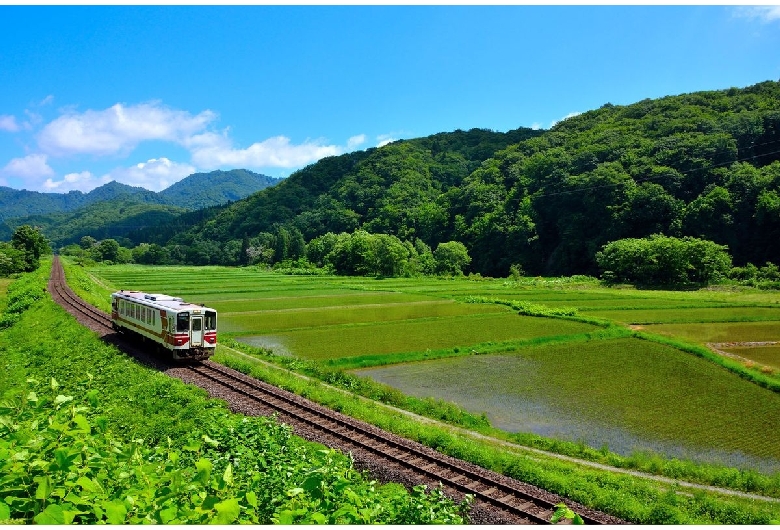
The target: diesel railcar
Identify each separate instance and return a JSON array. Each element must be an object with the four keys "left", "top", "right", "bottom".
[{"left": 111, "top": 290, "right": 217, "bottom": 361}]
